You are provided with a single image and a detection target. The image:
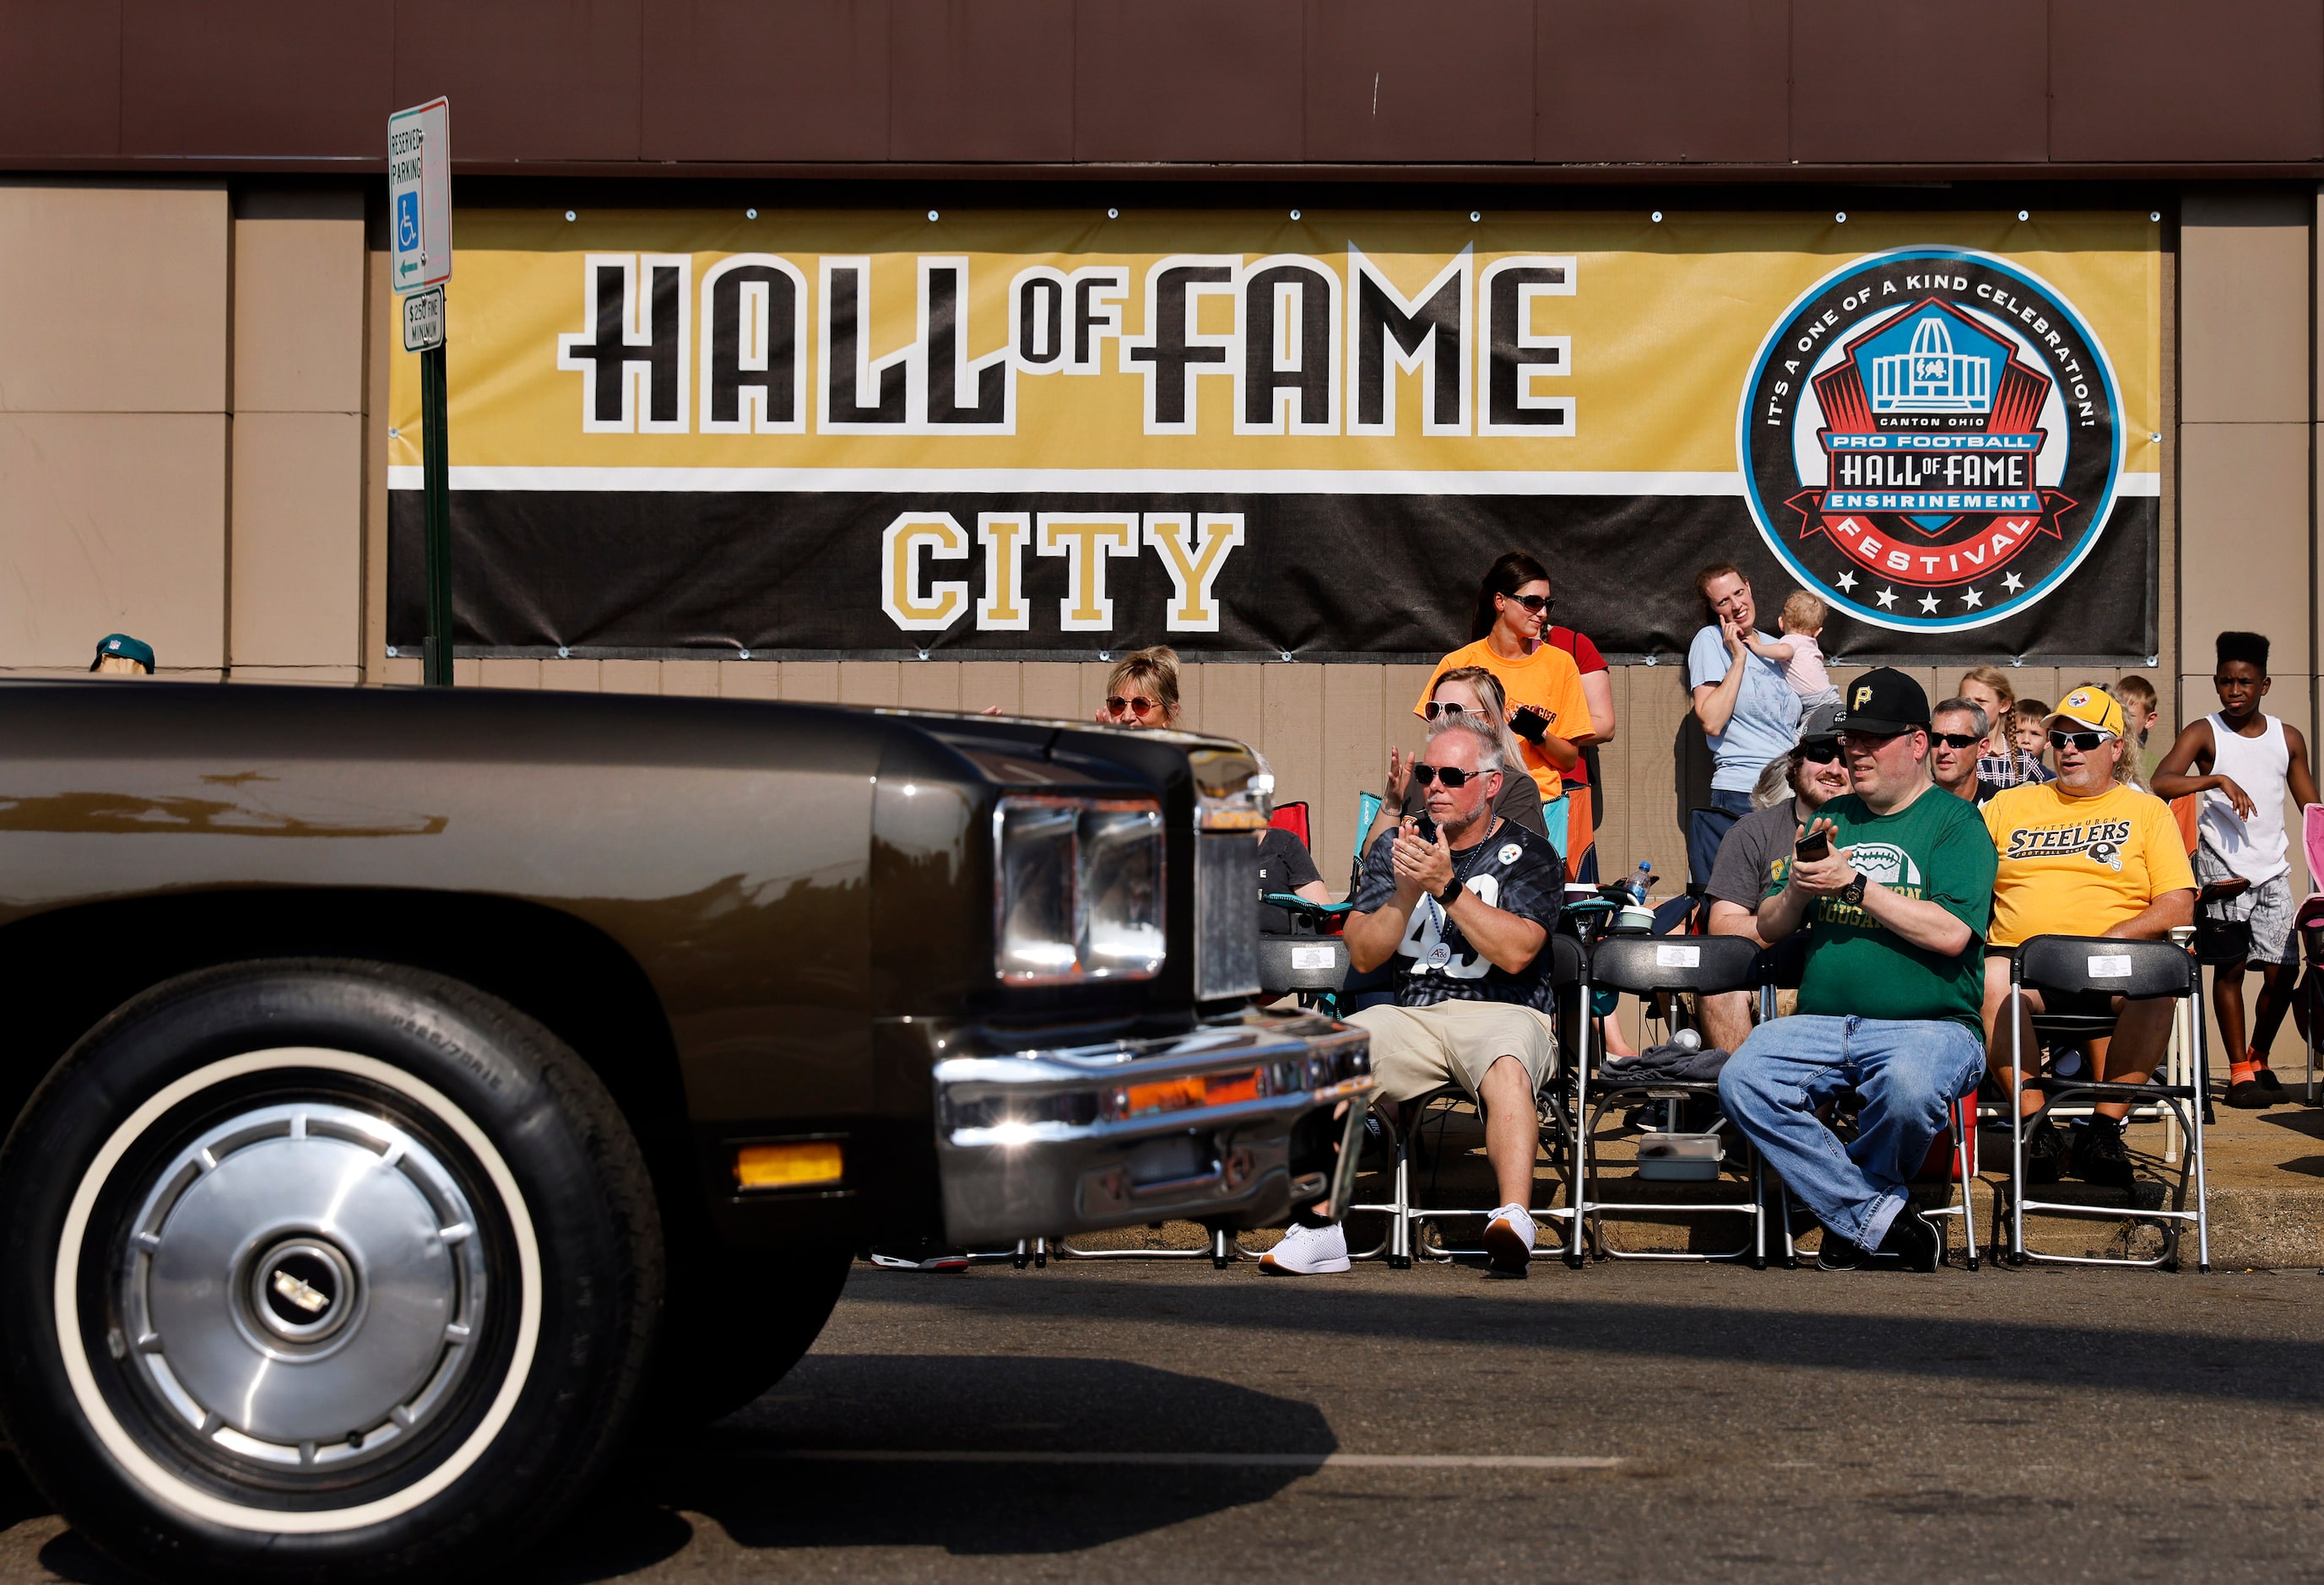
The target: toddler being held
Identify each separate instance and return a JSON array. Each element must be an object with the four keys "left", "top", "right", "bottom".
[{"left": 1745, "top": 591, "right": 1839, "bottom": 712}]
